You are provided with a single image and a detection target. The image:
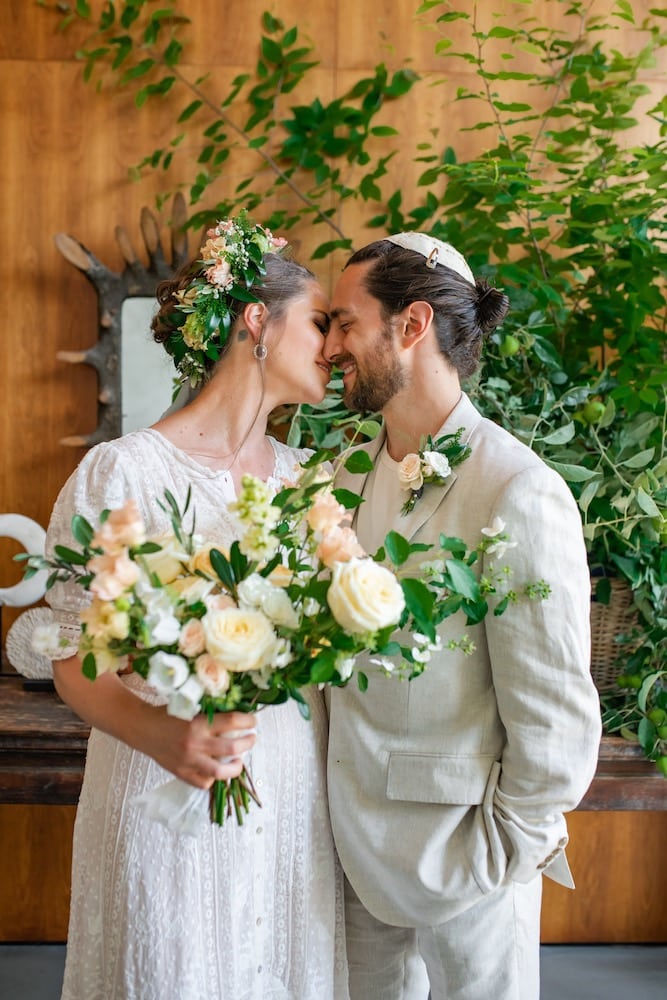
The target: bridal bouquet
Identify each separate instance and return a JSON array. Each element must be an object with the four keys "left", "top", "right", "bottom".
[{"left": 21, "top": 454, "right": 549, "bottom": 831}]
